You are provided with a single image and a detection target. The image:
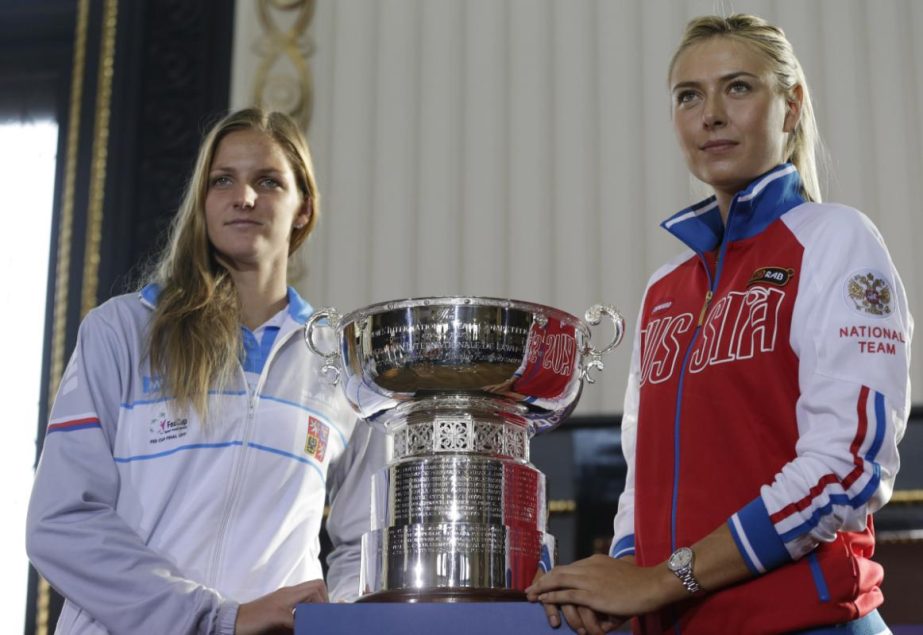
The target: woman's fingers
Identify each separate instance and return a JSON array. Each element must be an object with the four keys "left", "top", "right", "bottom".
[
  {"left": 540, "top": 597, "right": 561, "bottom": 628},
  {"left": 580, "top": 605, "right": 611, "bottom": 635},
  {"left": 560, "top": 603, "right": 588, "bottom": 635},
  {"left": 527, "top": 567, "right": 581, "bottom": 596},
  {"left": 531, "top": 565, "right": 561, "bottom": 628},
  {"left": 537, "top": 589, "right": 586, "bottom": 608},
  {"left": 289, "top": 579, "right": 328, "bottom": 604},
  {"left": 236, "top": 579, "right": 329, "bottom": 635}
]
